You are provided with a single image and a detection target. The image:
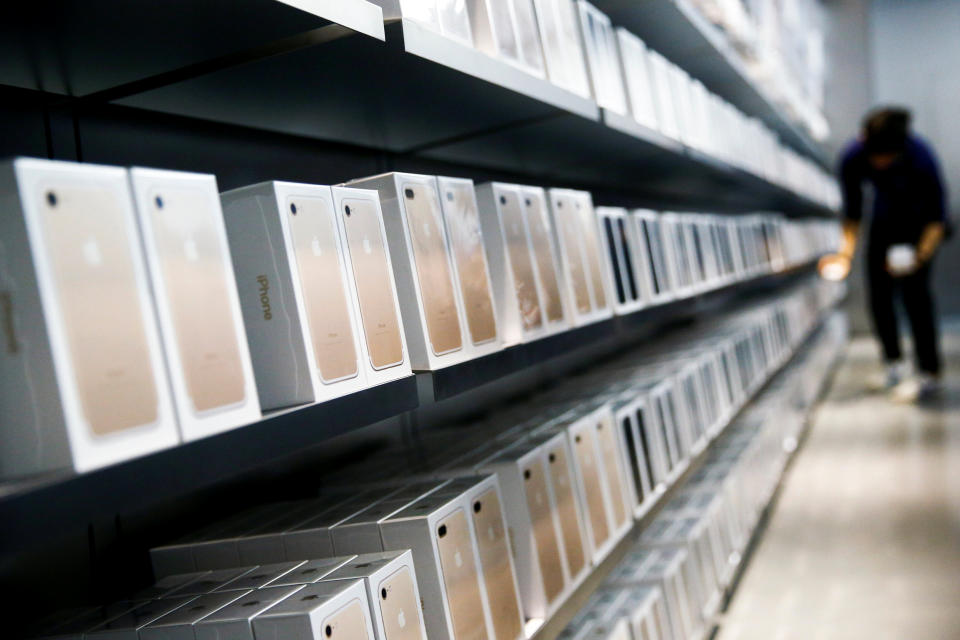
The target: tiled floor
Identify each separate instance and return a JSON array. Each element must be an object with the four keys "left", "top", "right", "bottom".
[{"left": 717, "top": 329, "right": 960, "bottom": 640}]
